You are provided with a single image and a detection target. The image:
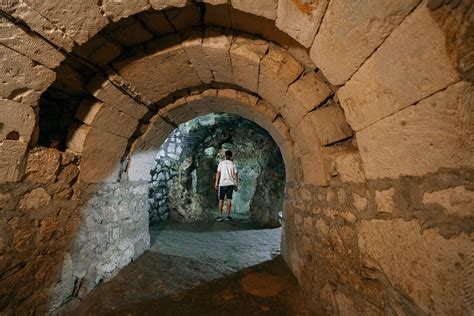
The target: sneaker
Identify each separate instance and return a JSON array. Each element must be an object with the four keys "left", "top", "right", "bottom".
[
  {"left": 225, "top": 216, "right": 233, "bottom": 221},
  {"left": 216, "top": 216, "right": 224, "bottom": 222}
]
